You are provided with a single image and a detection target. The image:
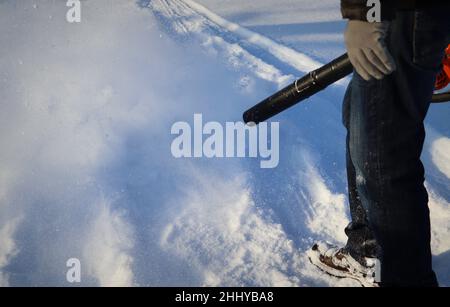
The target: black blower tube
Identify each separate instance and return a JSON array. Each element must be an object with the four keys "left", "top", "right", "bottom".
[{"left": 243, "top": 53, "right": 449, "bottom": 125}]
